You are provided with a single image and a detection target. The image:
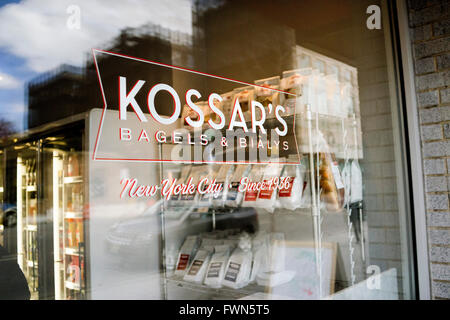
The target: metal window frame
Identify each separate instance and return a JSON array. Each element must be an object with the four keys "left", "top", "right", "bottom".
[{"left": 394, "top": 0, "right": 432, "bottom": 300}]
